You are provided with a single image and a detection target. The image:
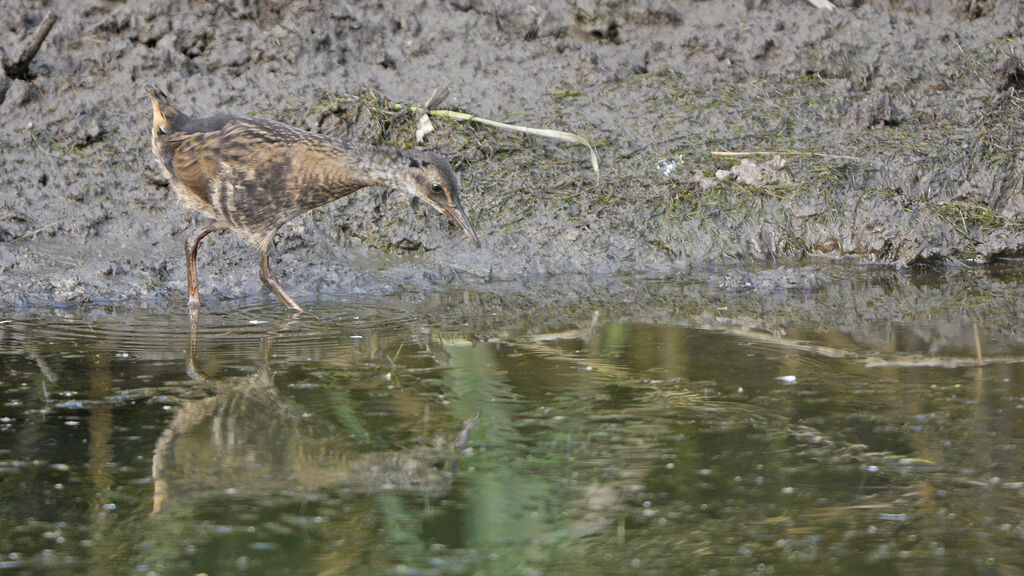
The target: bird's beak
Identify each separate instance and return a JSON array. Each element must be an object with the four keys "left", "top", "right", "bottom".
[{"left": 442, "top": 204, "right": 481, "bottom": 248}]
